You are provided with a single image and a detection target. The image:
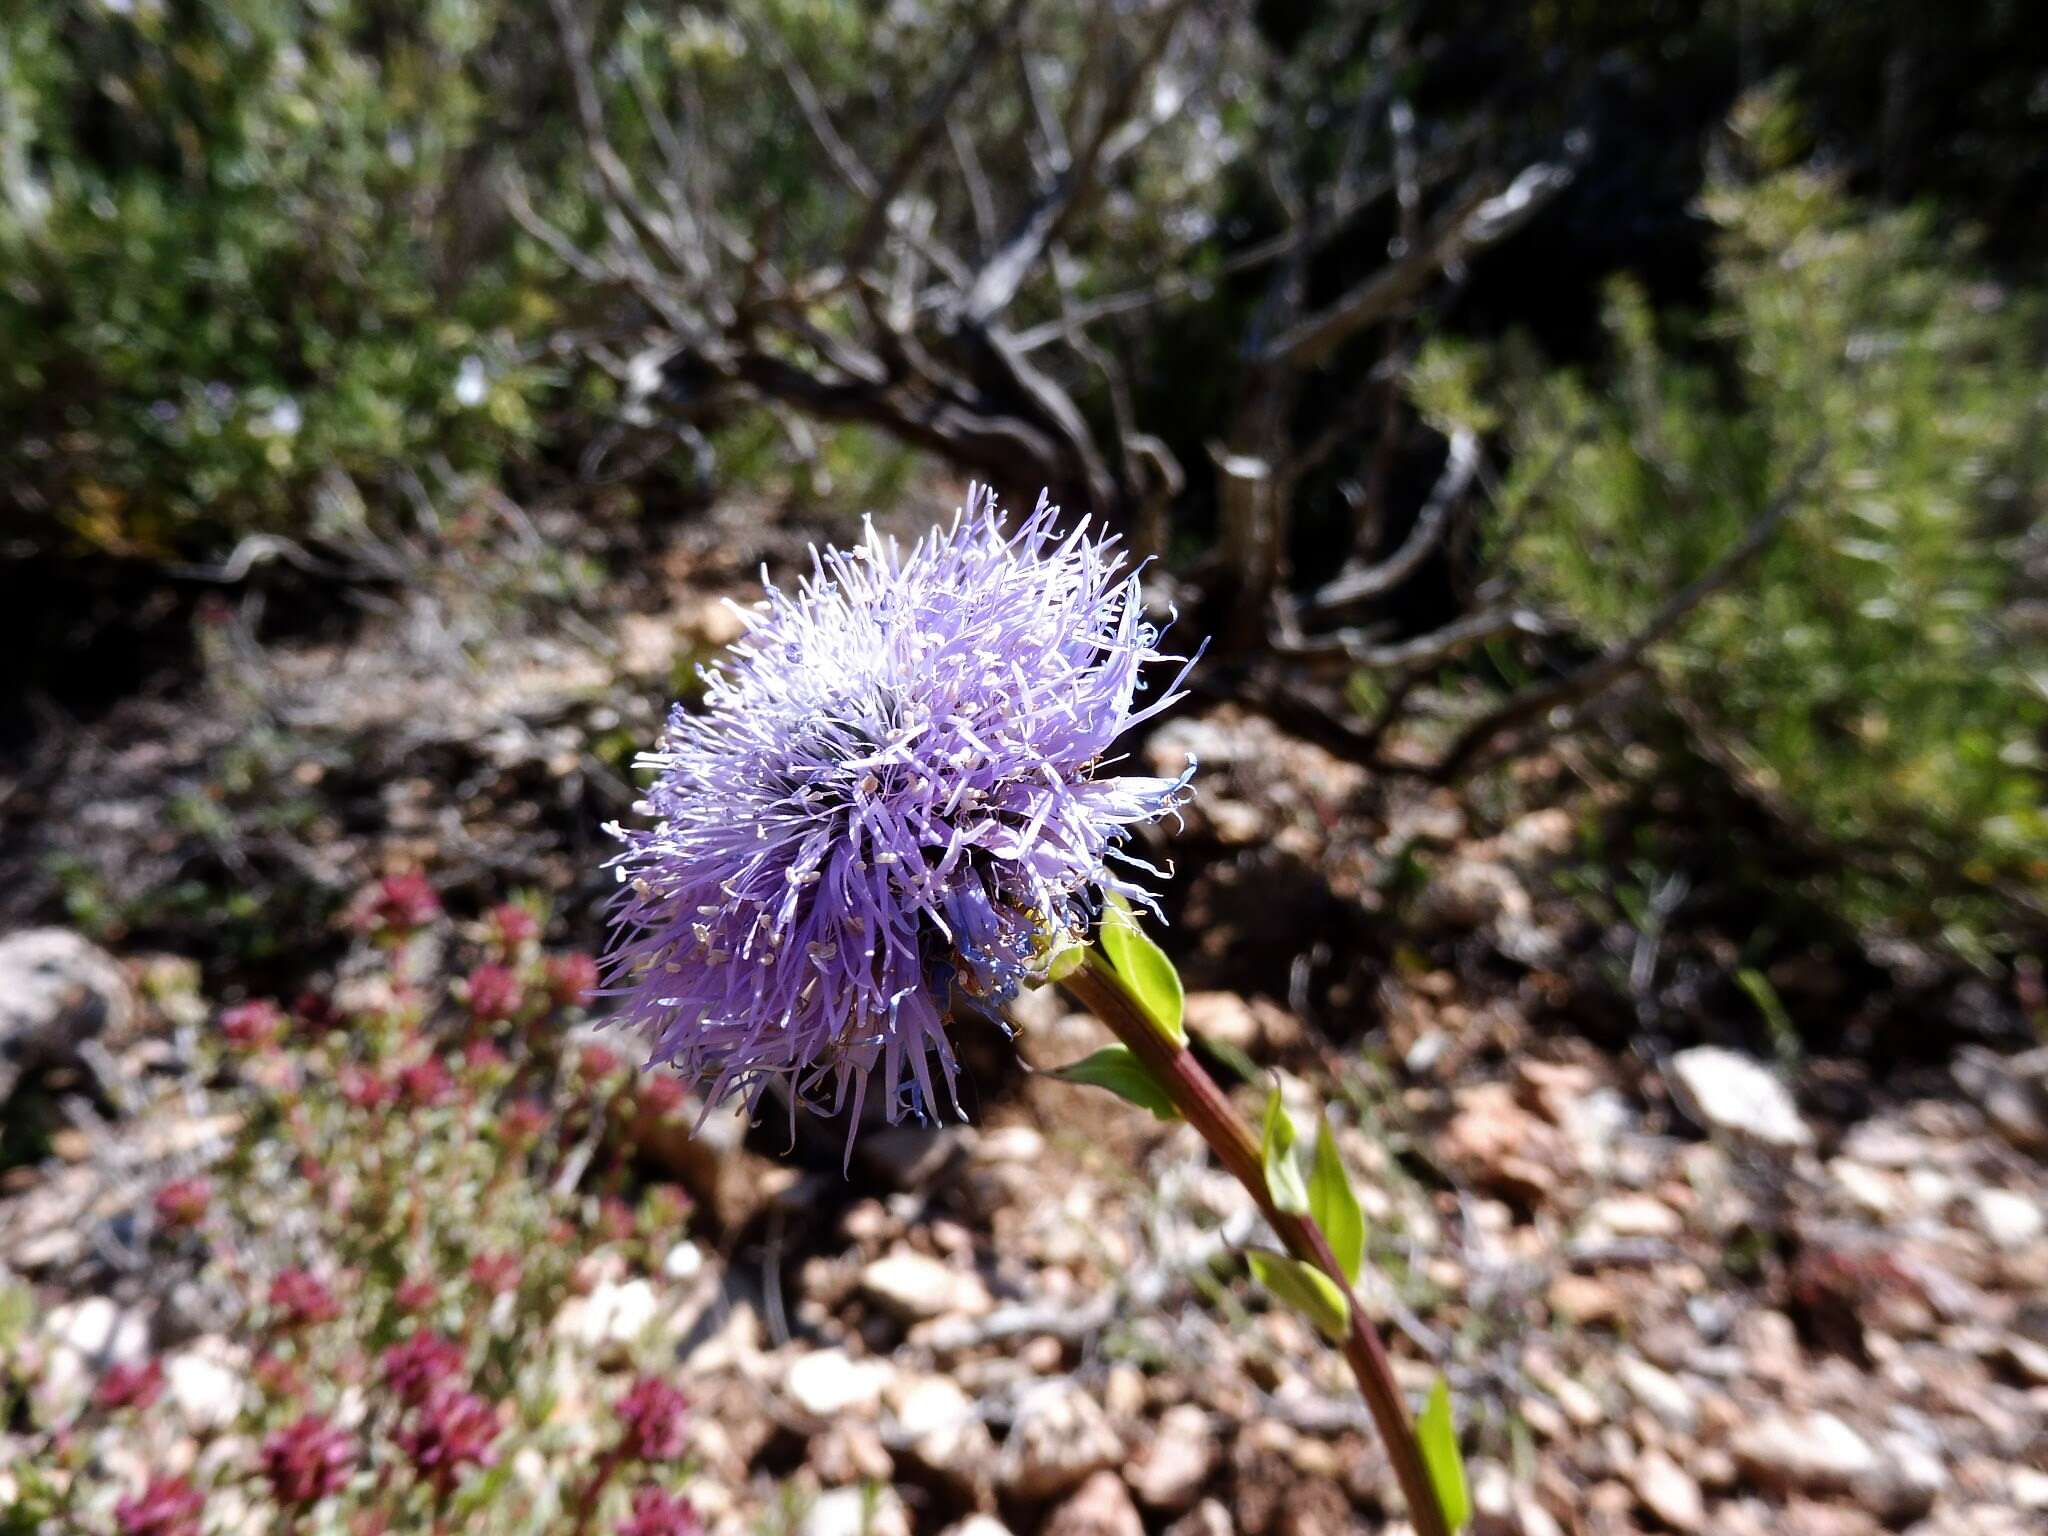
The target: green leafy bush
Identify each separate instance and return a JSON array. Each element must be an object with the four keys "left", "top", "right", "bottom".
[
  {"left": 1, "top": 1, "right": 558, "bottom": 558},
  {"left": 1462, "top": 98, "right": 2047, "bottom": 952}
]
